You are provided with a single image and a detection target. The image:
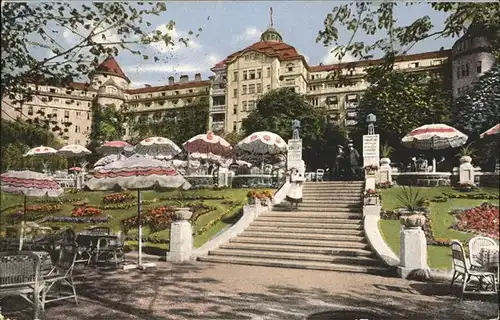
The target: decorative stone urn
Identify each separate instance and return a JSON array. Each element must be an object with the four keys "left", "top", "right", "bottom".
[
  {"left": 380, "top": 158, "right": 391, "bottom": 166},
  {"left": 174, "top": 207, "right": 193, "bottom": 220},
  {"left": 459, "top": 156, "right": 472, "bottom": 164},
  {"left": 400, "top": 214, "right": 426, "bottom": 229}
]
